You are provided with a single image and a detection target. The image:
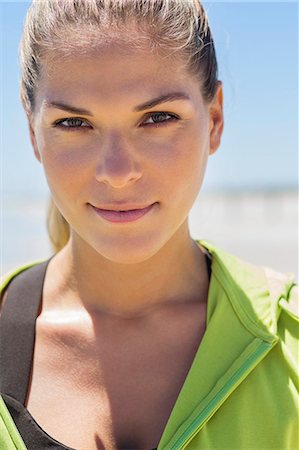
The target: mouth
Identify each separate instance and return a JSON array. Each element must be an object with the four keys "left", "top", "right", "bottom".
[{"left": 89, "top": 203, "right": 157, "bottom": 223}]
